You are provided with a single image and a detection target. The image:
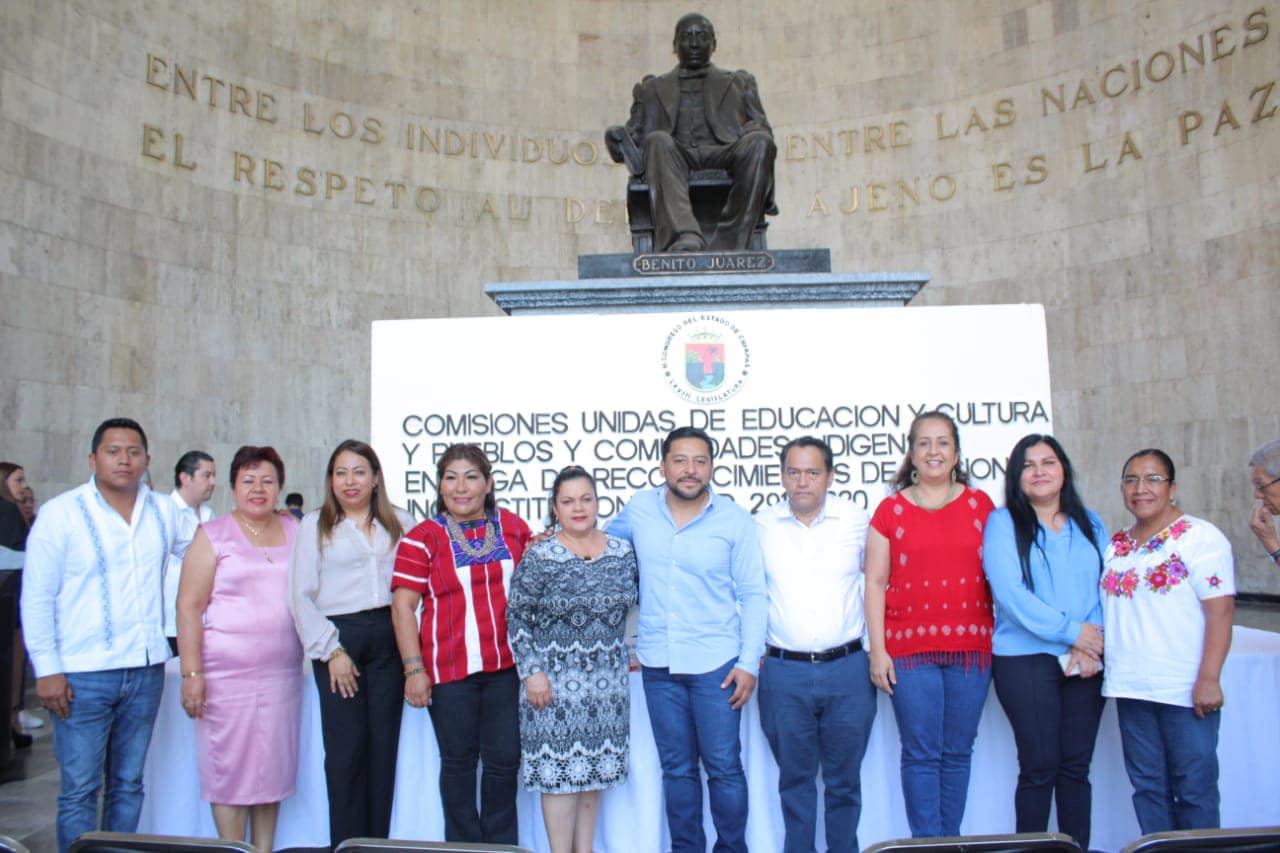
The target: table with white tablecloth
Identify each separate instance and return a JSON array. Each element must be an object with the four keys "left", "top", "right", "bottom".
[{"left": 140, "top": 626, "right": 1280, "bottom": 851}]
